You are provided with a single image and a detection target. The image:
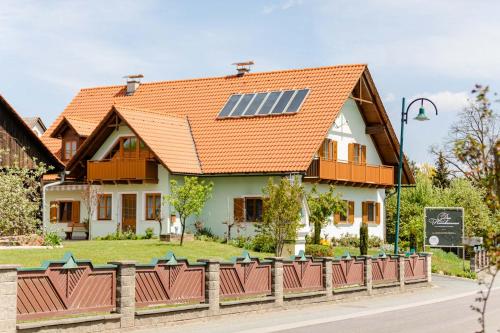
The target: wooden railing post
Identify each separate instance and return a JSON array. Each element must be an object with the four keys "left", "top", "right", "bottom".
[
  {"left": 398, "top": 255, "right": 405, "bottom": 291},
  {"left": 323, "top": 258, "right": 333, "bottom": 299},
  {"left": 0, "top": 265, "right": 19, "bottom": 333},
  {"left": 198, "top": 259, "right": 220, "bottom": 314},
  {"left": 109, "top": 261, "right": 136, "bottom": 329},
  {"left": 267, "top": 257, "right": 284, "bottom": 306}
]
